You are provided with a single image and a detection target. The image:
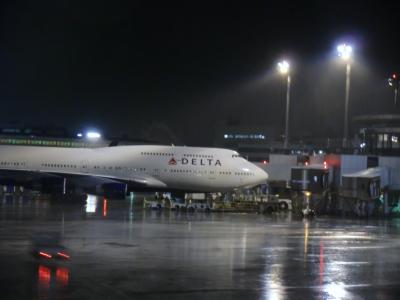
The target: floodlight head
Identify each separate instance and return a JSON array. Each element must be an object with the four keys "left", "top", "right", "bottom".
[
  {"left": 277, "top": 60, "right": 290, "bottom": 75},
  {"left": 86, "top": 131, "right": 101, "bottom": 139},
  {"left": 337, "top": 43, "right": 353, "bottom": 61}
]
